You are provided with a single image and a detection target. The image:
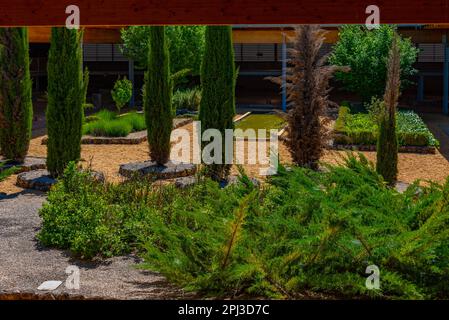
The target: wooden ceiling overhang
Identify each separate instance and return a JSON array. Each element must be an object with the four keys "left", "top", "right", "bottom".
[{"left": 0, "top": 1, "right": 448, "bottom": 26}]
